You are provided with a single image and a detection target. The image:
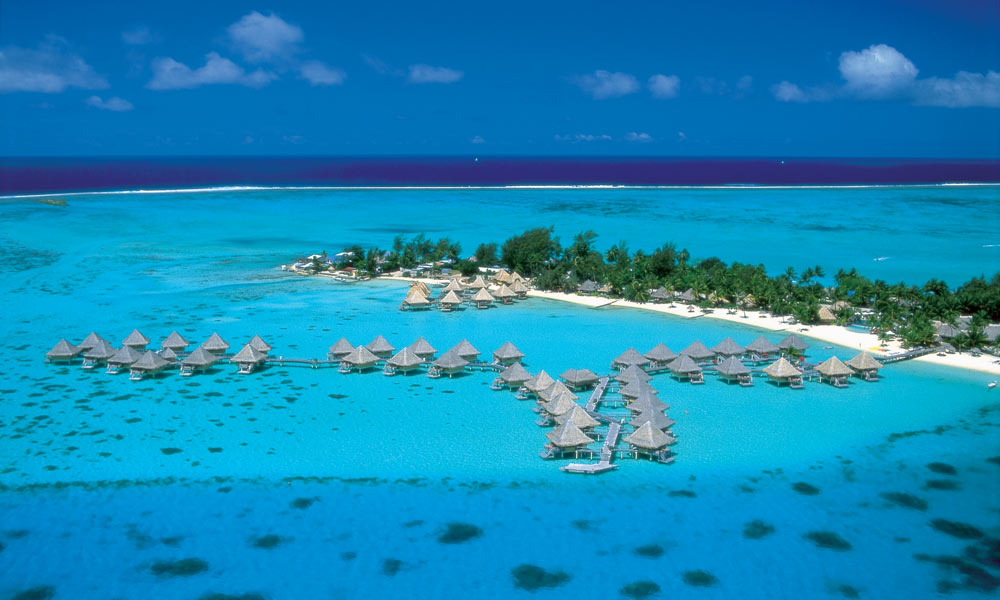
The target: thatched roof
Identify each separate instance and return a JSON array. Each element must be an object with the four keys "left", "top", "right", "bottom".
[
  {"left": 935, "top": 323, "right": 960, "bottom": 339},
  {"left": 644, "top": 343, "right": 677, "bottom": 363},
  {"left": 580, "top": 280, "right": 598, "bottom": 293},
  {"left": 47, "top": 339, "right": 80, "bottom": 359},
  {"left": 560, "top": 368, "right": 598, "bottom": 386},
  {"left": 408, "top": 337, "right": 437, "bottom": 357},
  {"left": 203, "top": 332, "right": 230, "bottom": 353},
  {"left": 681, "top": 340, "right": 715, "bottom": 361},
  {"left": 629, "top": 389, "right": 669, "bottom": 413},
  {"left": 442, "top": 279, "right": 464, "bottom": 293},
  {"left": 777, "top": 334, "right": 809, "bottom": 351},
  {"left": 412, "top": 281, "right": 431, "bottom": 296},
  {"left": 248, "top": 334, "right": 271, "bottom": 353},
  {"left": 623, "top": 421, "right": 674, "bottom": 450},
  {"left": 432, "top": 350, "right": 469, "bottom": 370},
  {"left": 466, "top": 275, "right": 488, "bottom": 289},
  {"left": 846, "top": 352, "right": 883, "bottom": 371},
  {"left": 122, "top": 329, "right": 150, "bottom": 348},
  {"left": 678, "top": 288, "right": 696, "bottom": 302},
  {"left": 669, "top": 354, "right": 702, "bottom": 374},
  {"left": 78, "top": 332, "right": 104, "bottom": 351},
  {"left": 495, "top": 284, "right": 516, "bottom": 298},
  {"left": 161, "top": 331, "right": 191, "bottom": 350},
  {"left": 538, "top": 380, "right": 579, "bottom": 402},
  {"left": 745, "top": 336, "right": 780, "bottom": 354},
  {"left": 716, "top": 355, "right": 750, "bottom": 377},
  {"left": 343, "top": 345, "right": 380, "bottom": 366},
  {"left": 84, "top": 340, "right": 116, "bottom": 360},
  {"left": 329, "top": 337, "right": 355, "bottom": 356},
  {"left": 499, "top": 362, "right": 532, "bottom": 384},
  {"left": 511, "top": 280, "right": 529, "bottom": 293},
  {"left": 612, "top": 347, "right": 648, "bottom": 367},
  {"left": 711, "top": 337, "right": 745, "bottom": 357},
  {"left": 524, "top": 370, "right": 555, "bottom": 392},
  {"left": 108, "top": 345, "right": 143, "bottom": 366},
  {"left": 763, "top": 357, "right": 803, "bottom": 378},
  {"left": 232, "top": 343, "right": 267, "bottom": 364},
  {"left": 493, "top": 341, "right": 524, "bottom": 361},
  {"left": 451, "top": 339, "right": 481, "bottom": 359},
  {"left": 510, "top": 271, "right": 525, "bottom": 282},
  {"left": 494, "top": 268, "right": 512, "bottom": 283},
  {"left": 404, "top": 287, "right": 431, "bottom": 306},
  {"left": 181, "top": 346, "right": 218, "bottom": 367},
  {"left": 440, "top": 290, "right": 464, "bottom": 305},
  {"left": 365, "top": 335, "right": 395, "bottom": 355},
  {"left": 472, "top": 288, "right": 495, "bottom": 303},
  {"left": 816, "top": 355, "right": 853, "bottom": 377},
  {"left": 555, "top": 405, "right": 600, "bottom": 429},
  {"left": 619, "top": 379, "right": 657, "bottom": 399},
  {"left": 545, "top": 420, "right": 595, "bottom": 448},
  {"left": 542, "top": 392, "right": 577, "bottom": 416},
  {"left": 158, "top": 347, "right": 178, "bottom": 361},
  {"left": 132, "top": 350, "right": 169, "bottom": 372},
  {"left": 650, "top": 287, "right": 668, "bottom": 300},
  {"left": 629, "top": 410, "right": 675, "bottom": 430},
  {"left": 616, "top": 364, "right": 652, "bottom": 384},
  {"left": 818, "top": 305, "right": 836, "bottom": 322},
  {"left": 388, "top": 347, "right": 424, "bottom": 368}
]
